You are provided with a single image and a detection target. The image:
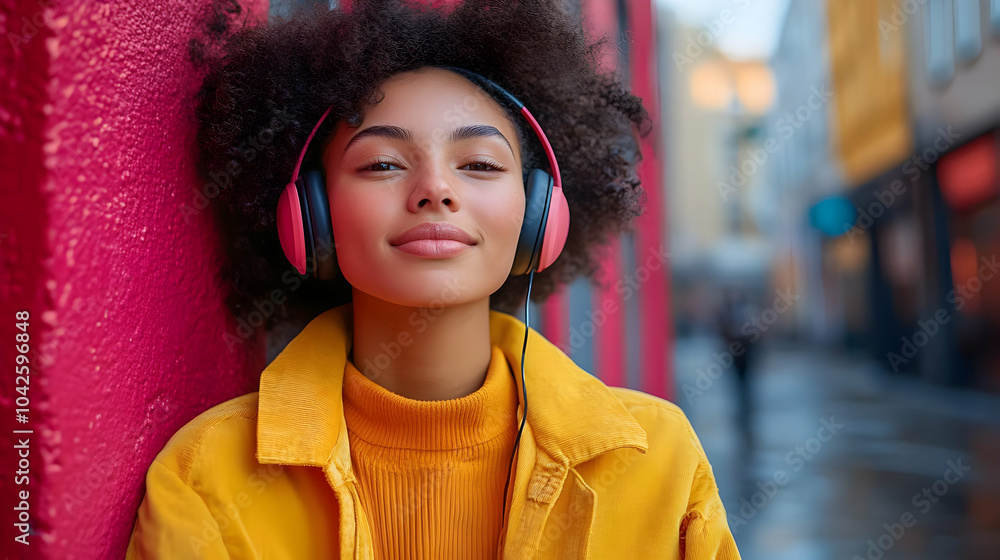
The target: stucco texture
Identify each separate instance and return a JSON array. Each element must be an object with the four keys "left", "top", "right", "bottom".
[{"left": 1, "top": 0, "right": 268, "bottom": 558}]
